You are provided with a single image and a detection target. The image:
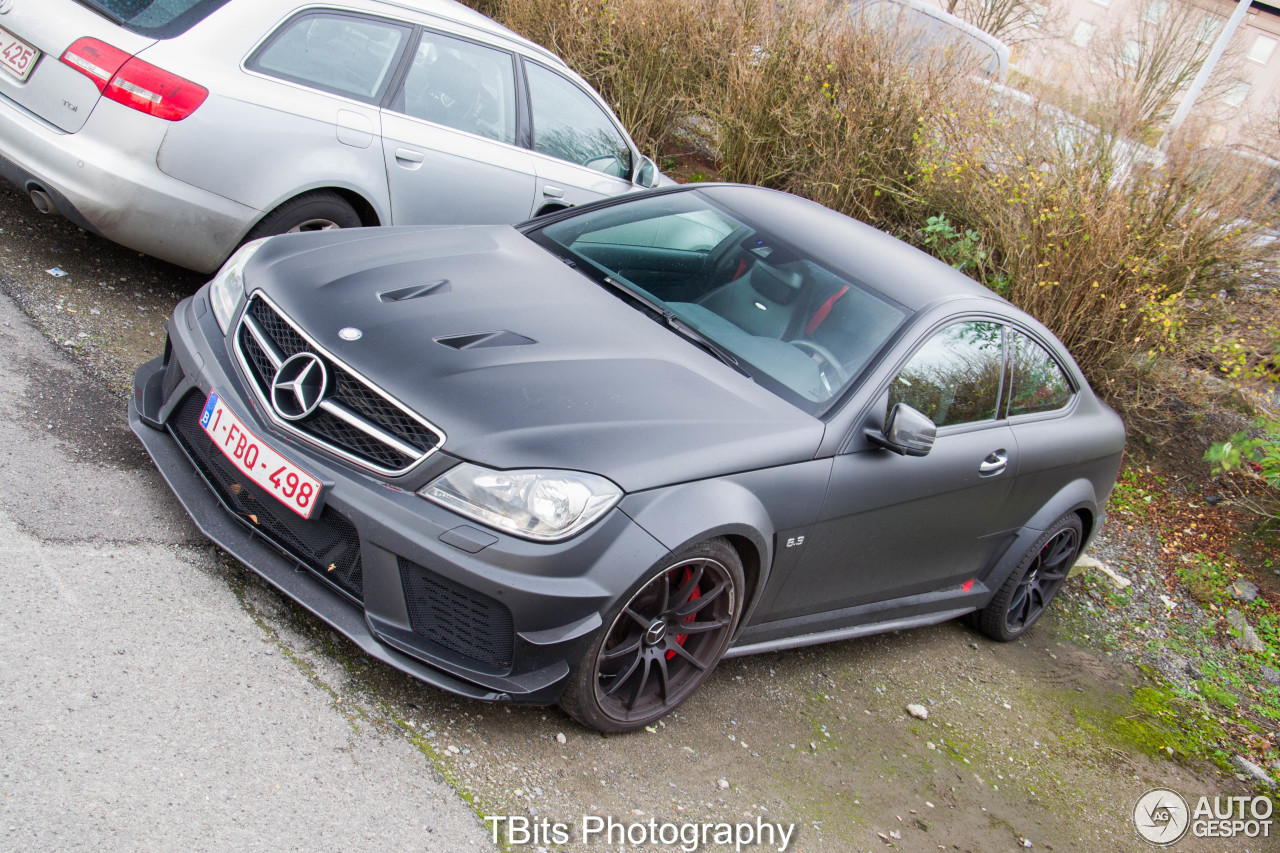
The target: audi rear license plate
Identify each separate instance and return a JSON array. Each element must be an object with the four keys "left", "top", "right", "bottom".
[
  {"left": 0, "top": 26, "right": 39, "bottom": 82},
  {"left": 200, "top": 391, "right": 322, "bottom": 519}
]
